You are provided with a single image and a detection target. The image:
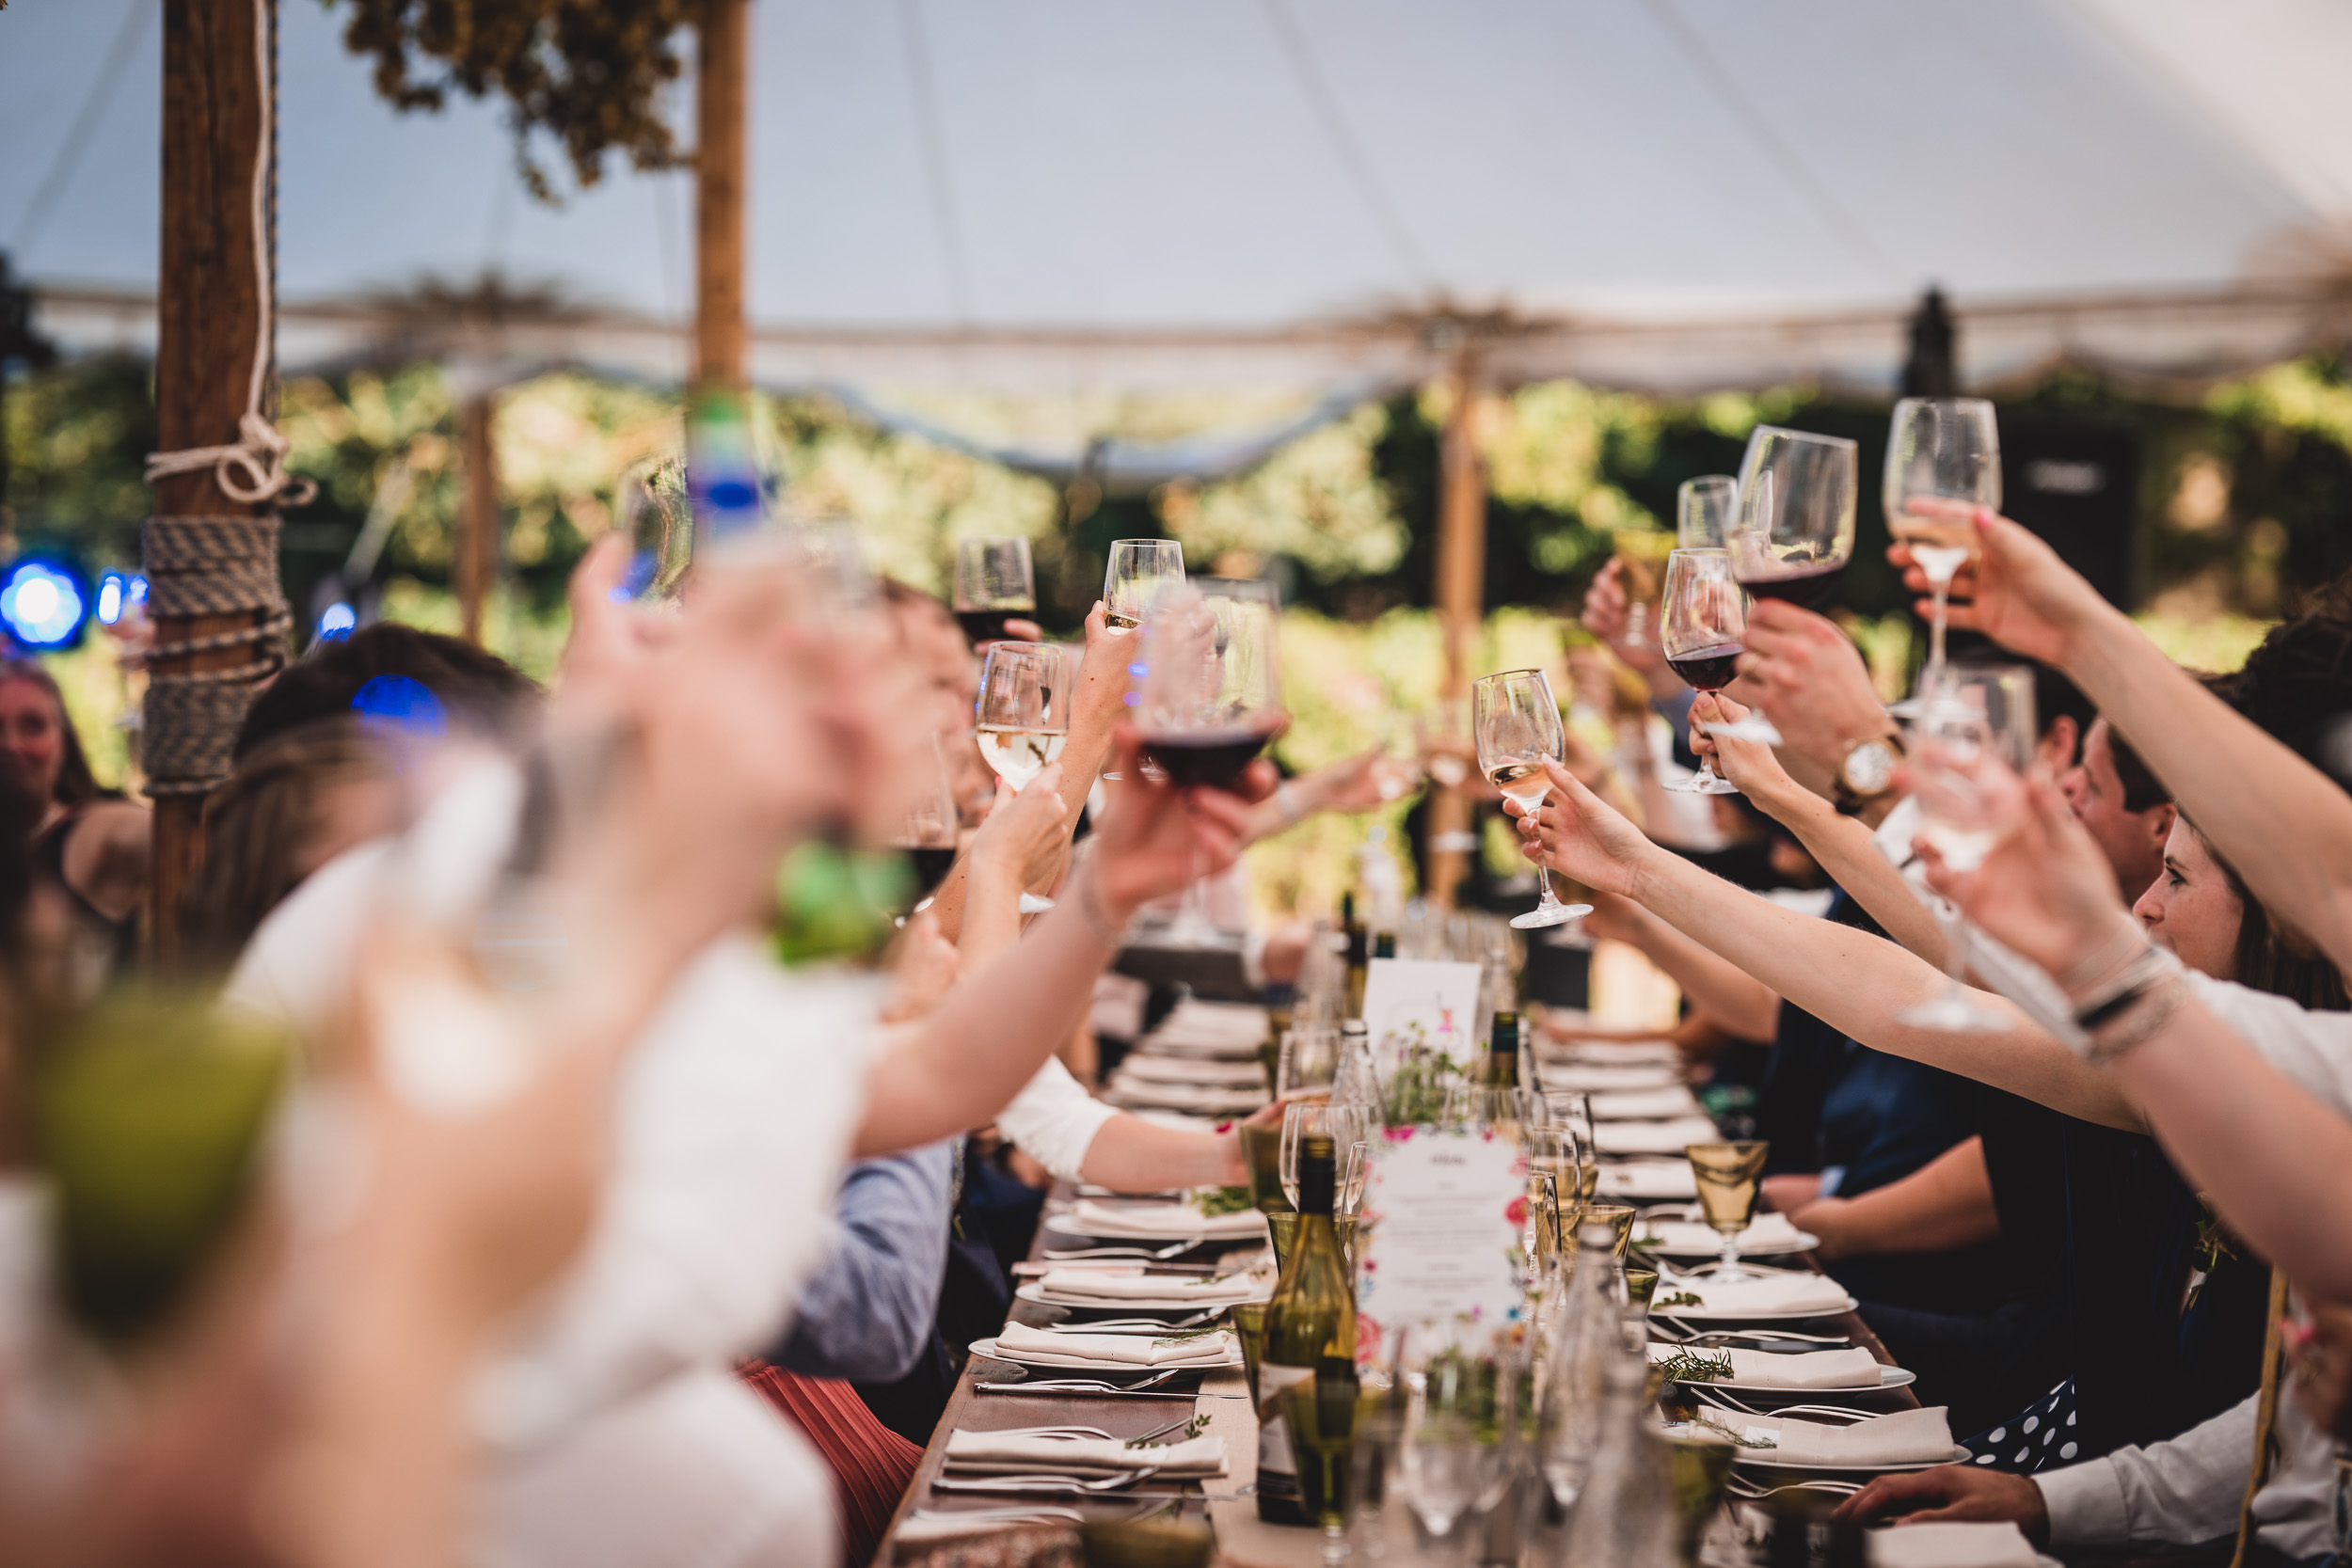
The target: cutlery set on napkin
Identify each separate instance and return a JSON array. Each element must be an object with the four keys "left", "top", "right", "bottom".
[
  {"left": 992, "top": 1323, "right": 1239, "bottom": 1370},
  {"left": 1730, "top": 1406, "right": 1959, "bottom": 1467},
  {"left": 1639, "top": 1212, "right": 1814, "bottom": 1256}
]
